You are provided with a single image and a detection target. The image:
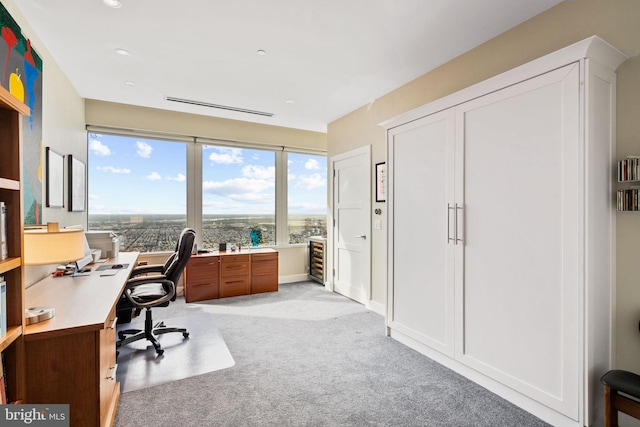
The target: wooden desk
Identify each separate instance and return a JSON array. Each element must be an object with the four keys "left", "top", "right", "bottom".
[{"left": 24, "top": 252, "right": 139, "bottom": 427}]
